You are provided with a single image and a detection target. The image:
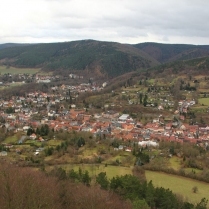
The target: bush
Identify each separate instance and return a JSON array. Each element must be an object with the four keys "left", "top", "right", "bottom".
[{"left": 192, "top": 186, "right": 198, "bottom": 193}]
